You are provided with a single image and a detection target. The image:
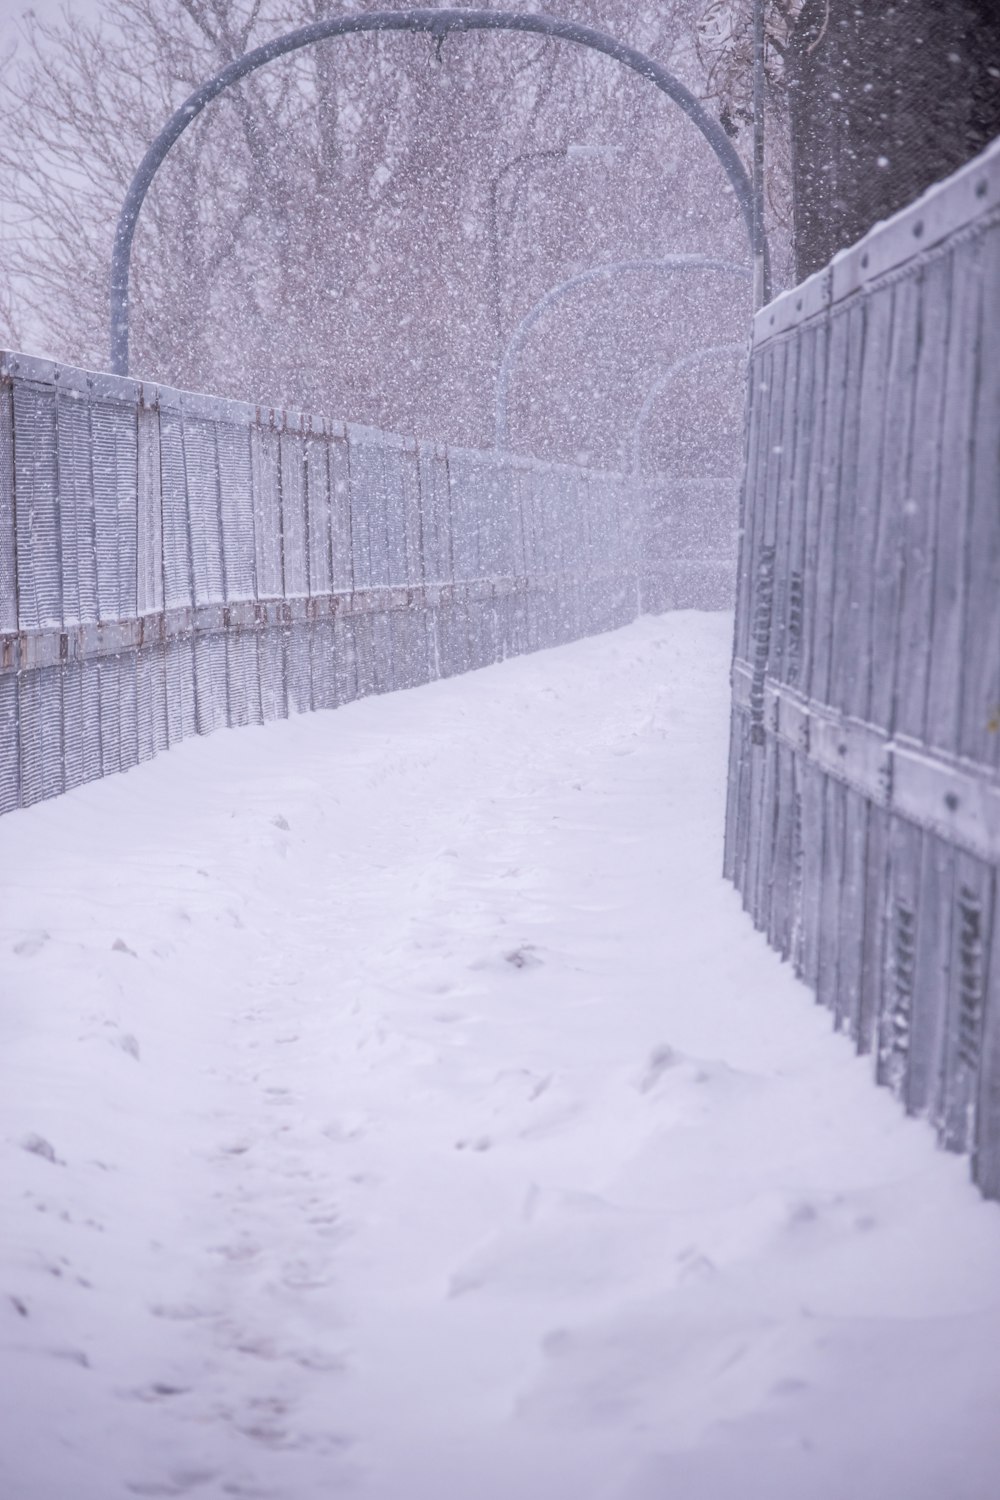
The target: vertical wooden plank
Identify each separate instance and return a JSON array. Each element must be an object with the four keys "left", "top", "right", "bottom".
[
  {"left": 923, "top": 237, "right": 983, "bottom": 758},
  {"left": 745, "top": 340, "right": 786, "bottom": 920},
  {"left": 732, "top": 348, "right": 768, "bottom": 668},
  {"left": 796, "top": 316, "right": 830, "bottom": 706},
  {"left": 867, "top": 275, "right": 920, "bottom": 733},
  {"left": 767, "top": 739, "right": 796, "bottom": 957},
  {"left": 805, "top": 307, "right": 850, "bottom": 707},
  {"left": 767, "top": 335, "right": 800, "bottom": 689},
  {"left": 855, "top": 803, "right": 891, "bottom": 1056},
  {"left": 834, "top": 788, "right": 869, "bottom": 1036},
  {"left": 877, "top": 820, "right": 923, "bottom": 1098},
  {"left": 894, "top": 255, "right": 953, "bottom": 743},
  {"left": 972, "top": 876, "right": 1000, "bottom": 1200},
  {"left": 843, "top": 287, "right": 894, "bottom": 723},
  {"left": 827, "top": 299, "right": 867, "bottom": 717},
  {"left": 958, "top": 220, "right": 1000, "bottom": 774},
  {"left": 816, "top": 775, "right": 846, "bottom": 1014},
  {"left": 723, "top": 709, "right": 747, "bottom": 884},
  {"left": 903, "top": 829, "right": 954, "bottom": 1117},
  {"left": 939, "top": 857, "right": 996, "bottom": 1155},
  {"left": 774, "top": 325, "right": 815, "bottom": 690},
  {"left": 797, "top": 758, "right": 826, "bottom": 990}
]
